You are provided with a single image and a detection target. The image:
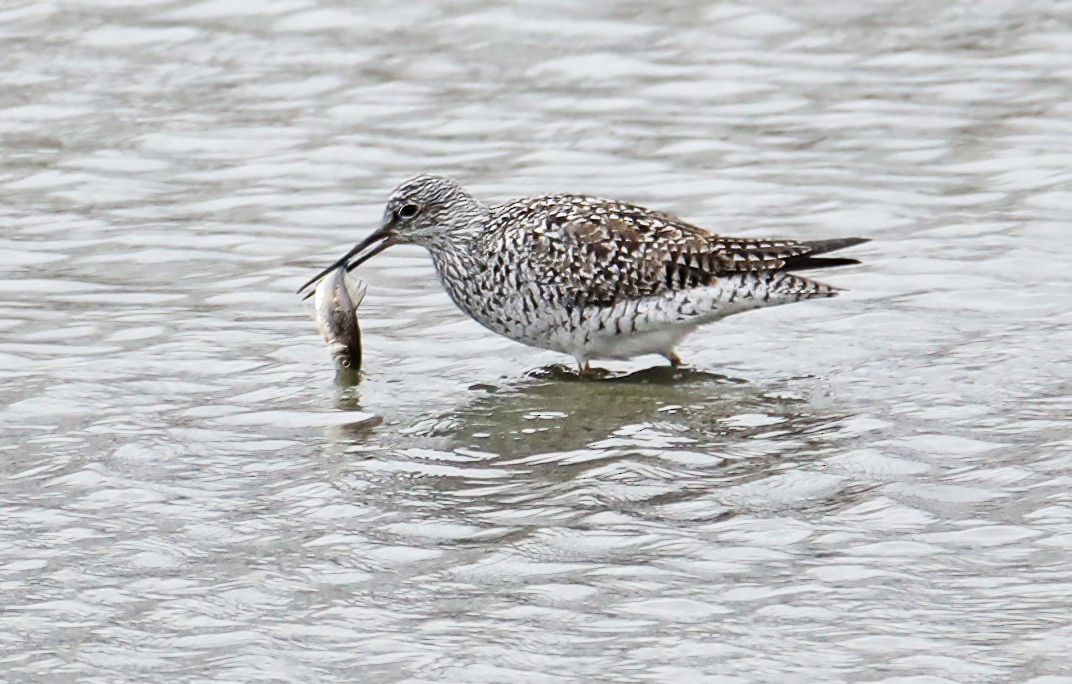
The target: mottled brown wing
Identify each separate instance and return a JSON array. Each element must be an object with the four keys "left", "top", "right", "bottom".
[{"left": 528, "top": 197, "right": 810, "bottom": 307}]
